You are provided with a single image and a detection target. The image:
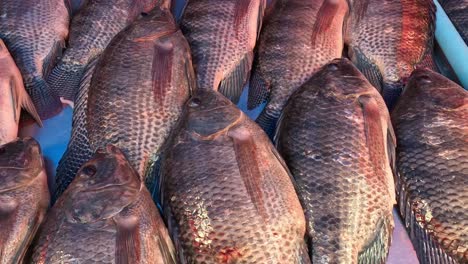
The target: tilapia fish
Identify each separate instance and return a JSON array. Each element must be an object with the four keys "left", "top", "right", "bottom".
[
  {"left": 252, "top": 0, "right": 348, "bottom": 137},
  {"left": 0, "top": 39, "right": 42, "bottom": 145},
  {"left": 275, "top": 59, "right": 396, "bottom": 263},
  {"left": 345, "top": 0, "right": 436, "bottom": 109},
  {"left": 440, "top": 0, "right": 468, "bottom": 44},
  {"left": 31, "top": 145, "right": 176, "bottom": 264},
  {"left": 47, "top": 0, "right": 170, "bottom": 101},
  {"left": 0, "top": 0, "right": 69, "bottom": 119},
  {"left": 179, "top": 0, "right": 266, "bottom": 103},
  {"left": 54, "top": 7, "right": 195, "bottom": 200},
  {"left": 161, "top": 89, "right": 310, "bottom": 263},
  {"left": 0, "top": 138, "right": 49, "bottom": 264},
  {"left": 392, "top": 69, "right": 468, "bottom": 264}
]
